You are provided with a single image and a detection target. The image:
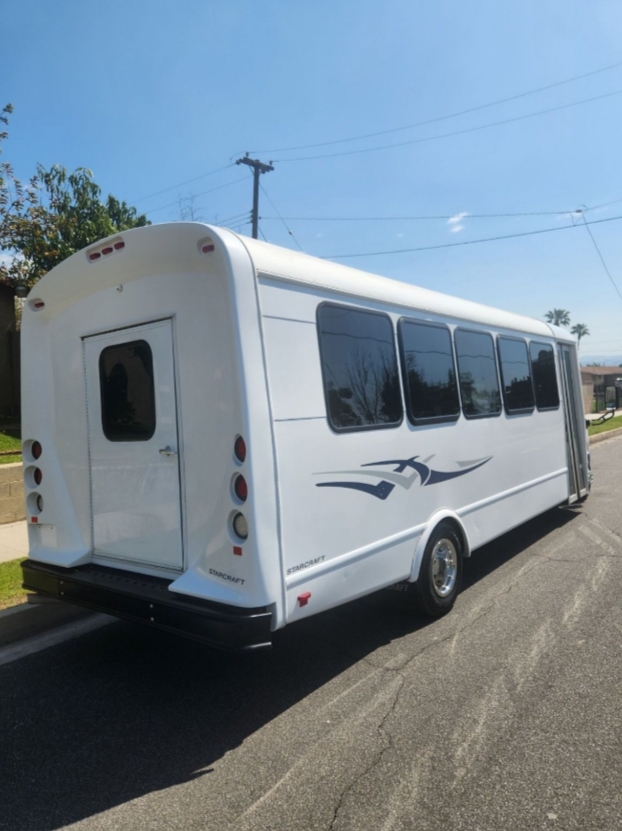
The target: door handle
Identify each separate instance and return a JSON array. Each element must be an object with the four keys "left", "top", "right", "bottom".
[{"left": 159, "top": 446, "right": 177, "bottom": 457}]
